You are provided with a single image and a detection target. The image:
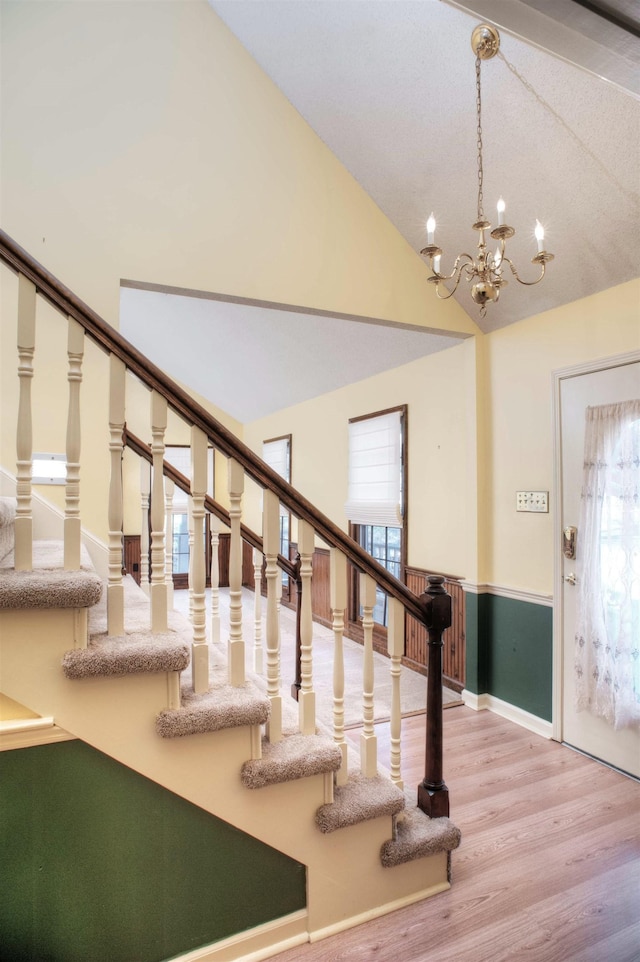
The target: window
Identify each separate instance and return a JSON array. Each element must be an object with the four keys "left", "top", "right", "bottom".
[
  {"left": 164, "top": 445, "right": 215, "bottom": 587},
  {"left": 263, "top": 435, "right": 292, "bottom": 585},
  {"left": 346, "top": 407, "right": 407, "bottom": 631}
]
